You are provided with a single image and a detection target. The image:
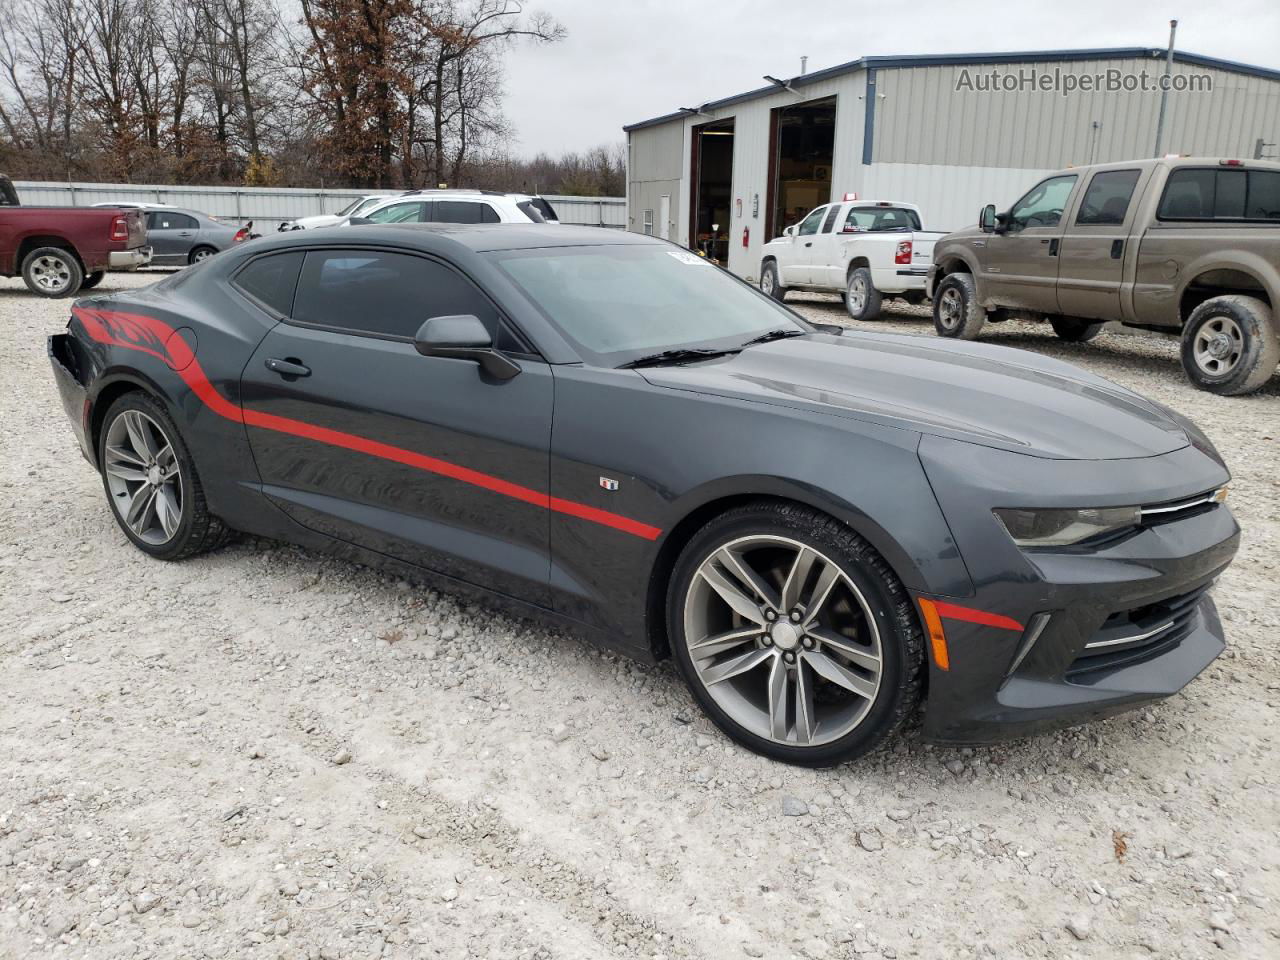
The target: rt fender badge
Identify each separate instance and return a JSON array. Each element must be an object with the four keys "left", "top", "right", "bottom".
[{"left": 599, "top": 477, "right": 620, "bottom": 491}]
